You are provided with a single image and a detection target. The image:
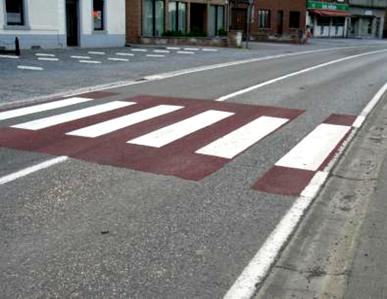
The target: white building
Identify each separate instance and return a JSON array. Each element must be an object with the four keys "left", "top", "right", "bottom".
[{"left": 0, "top": 0, "right": 125, "bottom": 49}]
